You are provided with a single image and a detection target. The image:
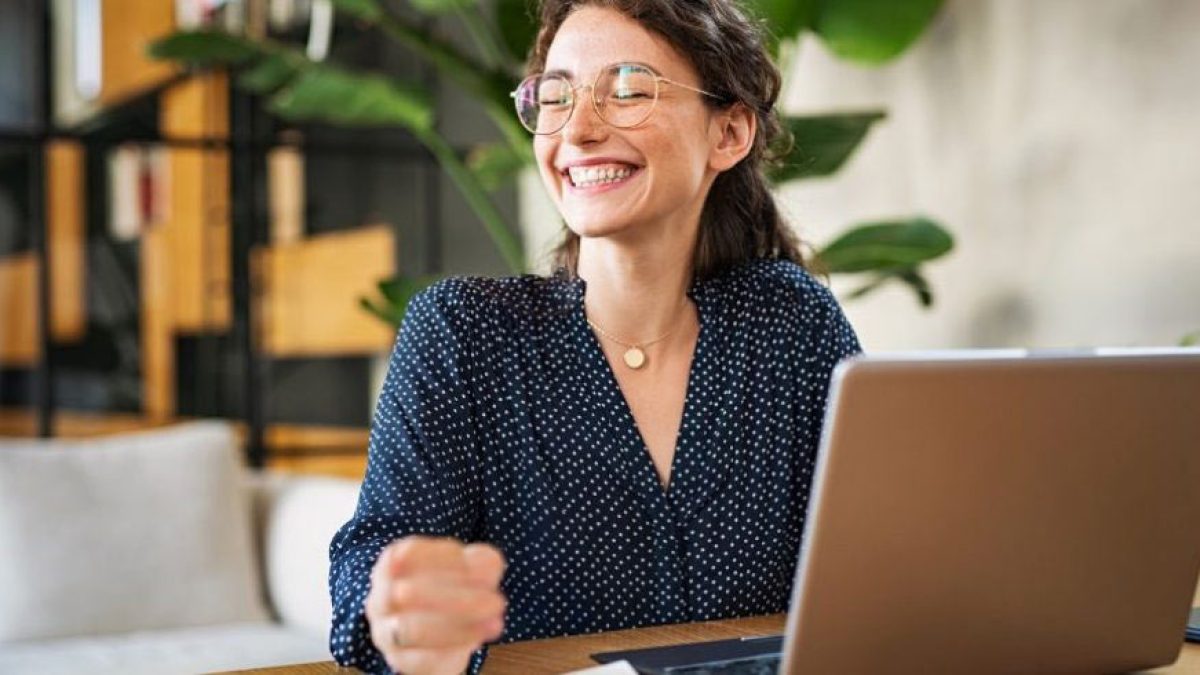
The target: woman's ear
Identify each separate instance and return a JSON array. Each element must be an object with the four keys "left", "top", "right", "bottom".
[{"left": 708, "top": 103, "right": 756, "bottom": 172}]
